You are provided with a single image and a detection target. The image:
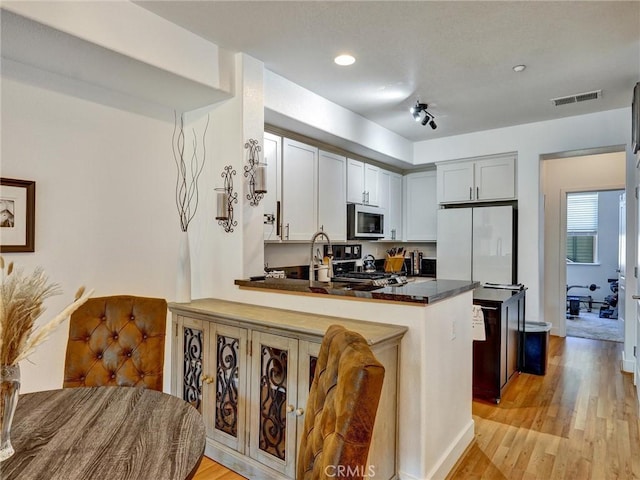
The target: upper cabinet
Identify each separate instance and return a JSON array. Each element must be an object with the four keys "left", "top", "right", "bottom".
[
  {"left": 282, "top": 138, "right": 318, "bottom": 240},
  {"left": 437, "top": 155, "right": 516, "bottom": 204},
  {"left": 379, "top": 170, "right": 403, "bottom": 241},
  {"left": 263, "top": 132, "right": 282, "bottom": 241},
  {"left": 267, "top": 133, "right": 347, "bottom": 241},
  {"left": 318, "top": 150, "right": 347, "bottom": 241},
  {"left": 347, "top": 159, "right": 380, "bottom": 206},
  {"left": 404, "top": 170, "right": 437, "bottom": 241}
]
